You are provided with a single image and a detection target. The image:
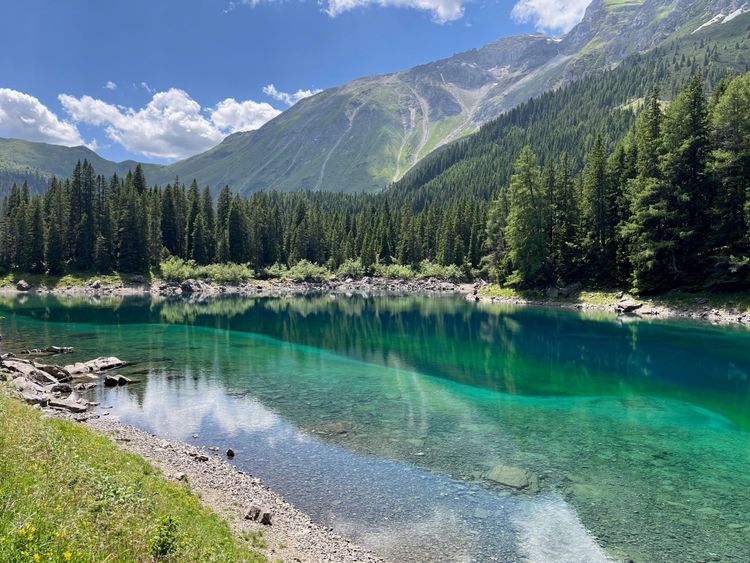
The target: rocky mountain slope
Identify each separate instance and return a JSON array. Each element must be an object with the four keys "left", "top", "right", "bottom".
[{"left": 1, "top": 0, "right": 747, "bottom": 195}]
